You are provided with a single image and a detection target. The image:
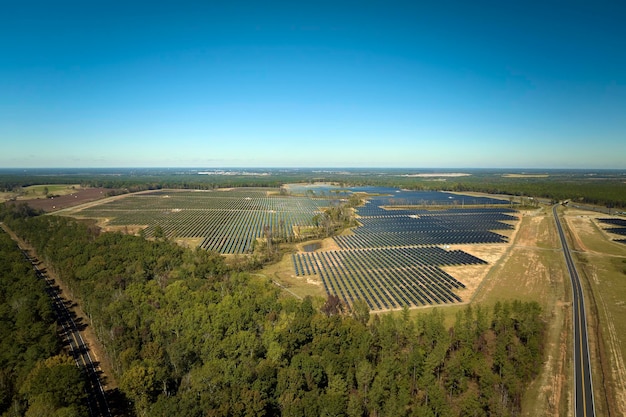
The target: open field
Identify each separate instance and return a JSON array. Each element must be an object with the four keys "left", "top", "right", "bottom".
[
  {"left": 2, "top": 186, "right": 113, "bottom": 212},
  {"left": 1, "top": 184, "right": 82, "bottom": 203},
  {"left": 22, "top": 183, "right": 82, "bottom": 196}
]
